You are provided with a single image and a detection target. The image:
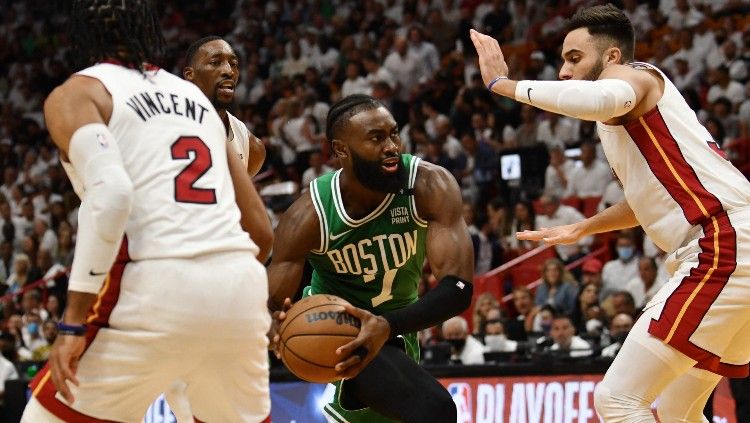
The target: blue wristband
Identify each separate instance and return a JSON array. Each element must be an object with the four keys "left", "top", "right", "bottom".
[
  {"left": 57, "top": 322, "right": 87, "bottom": 336},
  {"left": 487, "top": 75, "right": 508, "bottom": 91}
]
